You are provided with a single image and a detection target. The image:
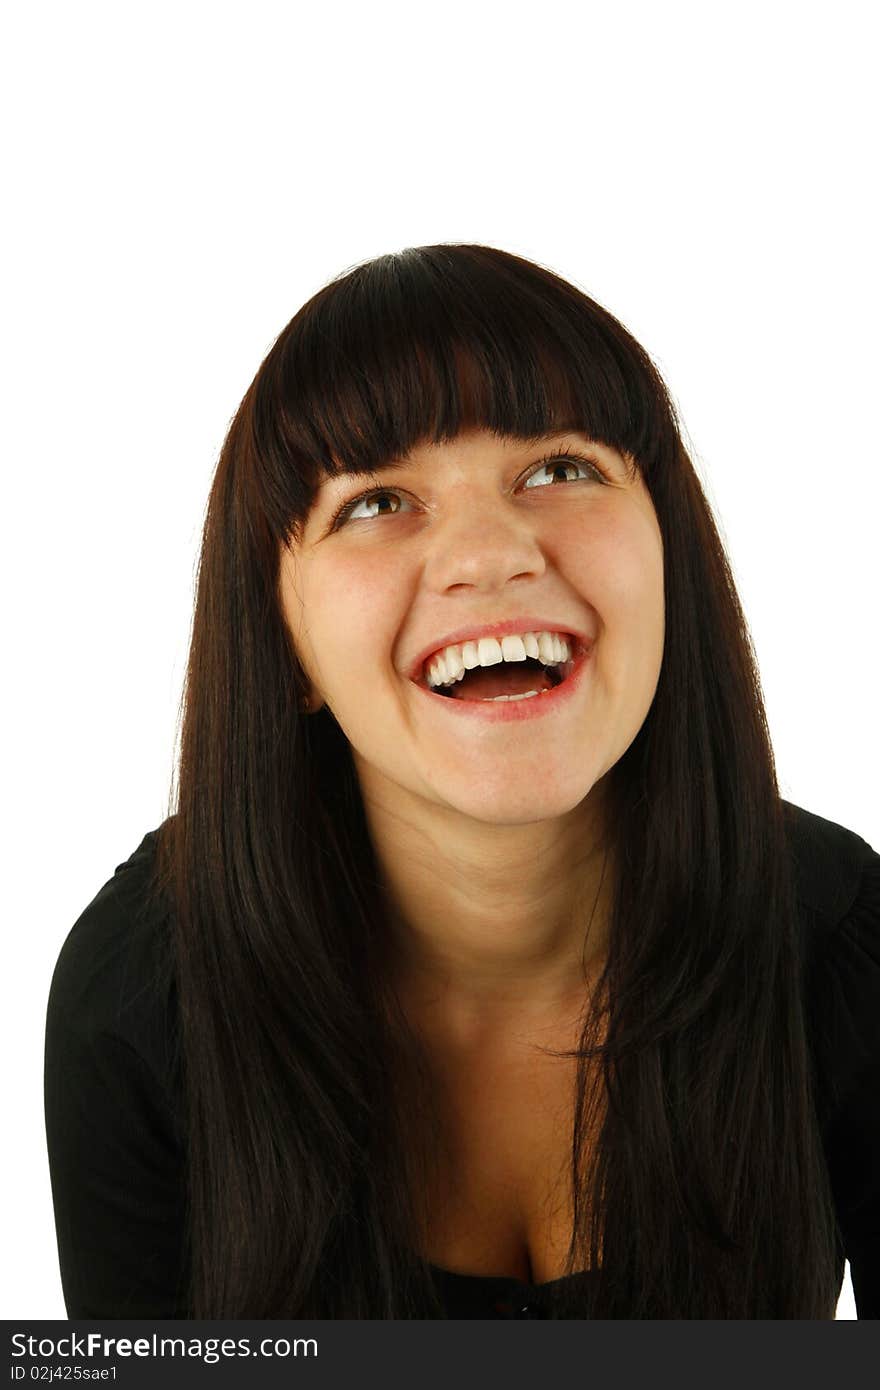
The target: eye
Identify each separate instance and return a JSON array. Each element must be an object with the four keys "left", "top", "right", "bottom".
[
  {"left": 522, "top": 450, "right": 605, "bottom": 491},
  {"left": 329, "top": 487, "right": 409, "bottom": 529},
  {"left": 328, "top": 449, "right": 605, "bottom": 530}
]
